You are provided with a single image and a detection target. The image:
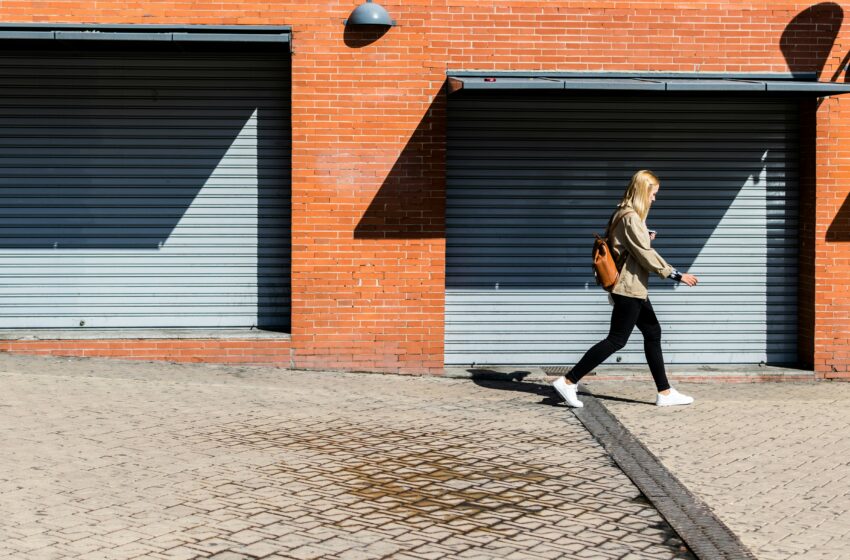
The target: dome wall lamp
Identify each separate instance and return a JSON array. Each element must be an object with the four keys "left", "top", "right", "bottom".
[{"left": 344, "top": 0, "right": 396, "bottom": 27}]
